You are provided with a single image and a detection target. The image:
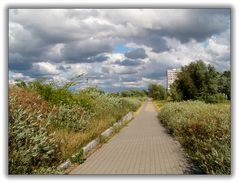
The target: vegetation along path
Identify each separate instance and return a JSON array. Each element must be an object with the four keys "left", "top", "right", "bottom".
[{"left": 70, "top": 100, "right": 196, "bottom": 174}]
